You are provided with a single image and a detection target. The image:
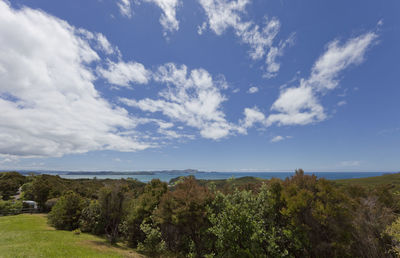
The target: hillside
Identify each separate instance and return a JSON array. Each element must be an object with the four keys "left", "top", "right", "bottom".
[{"left": 334, "top": 172, "right": 400, "bottom": 191}]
